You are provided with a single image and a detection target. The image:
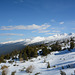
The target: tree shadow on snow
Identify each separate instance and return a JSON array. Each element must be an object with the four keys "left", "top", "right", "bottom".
[
  {"left": 54, "top": 49, "right": 75, "bottom": 55},
  {"left": 44, "top": 63, "right": 75, "bottom": 72}
]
